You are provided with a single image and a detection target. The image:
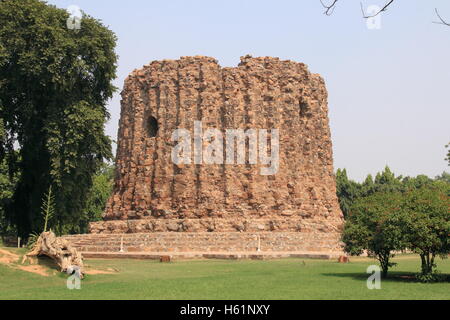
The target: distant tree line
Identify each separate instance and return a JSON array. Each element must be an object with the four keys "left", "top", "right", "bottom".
[{"left": 336, "top": 166, "right": 449, "bottom": 218}]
